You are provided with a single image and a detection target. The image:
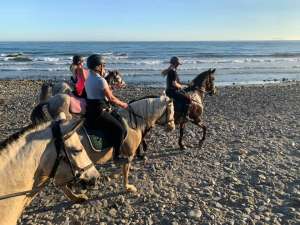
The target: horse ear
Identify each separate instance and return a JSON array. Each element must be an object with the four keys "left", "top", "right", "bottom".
[
  {"left": 208, "top": 68, "right": 211, "bottom": 73},
  {"left": 211, "top": 68, "right": 216, "bottom": 73}
]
